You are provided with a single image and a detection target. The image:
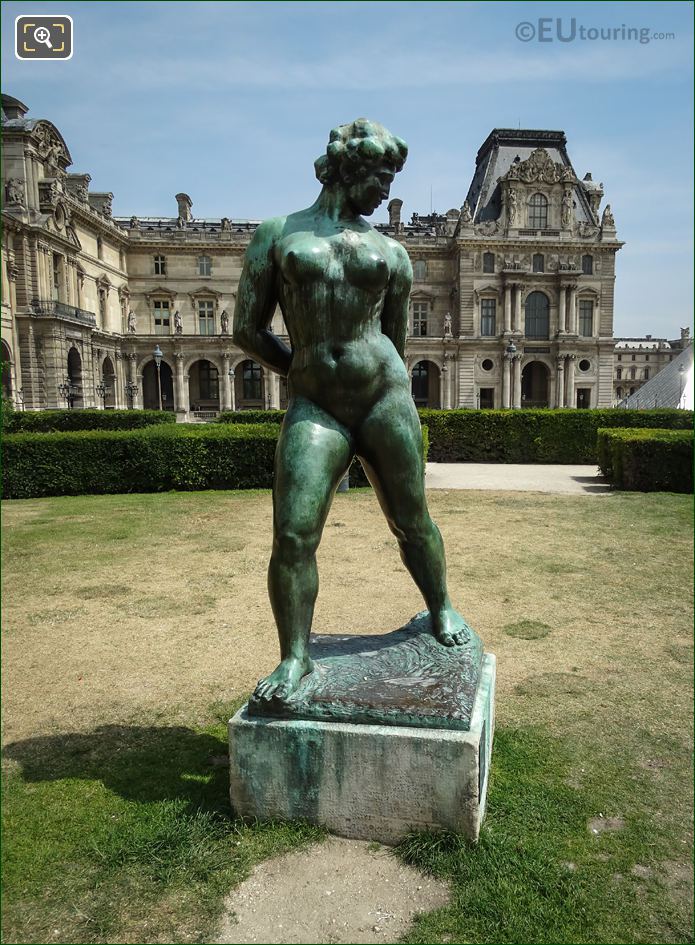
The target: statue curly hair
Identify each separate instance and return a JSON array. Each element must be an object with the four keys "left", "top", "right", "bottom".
[{"left": 314, "top": 118, "right": 408, "bottom": 186}]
